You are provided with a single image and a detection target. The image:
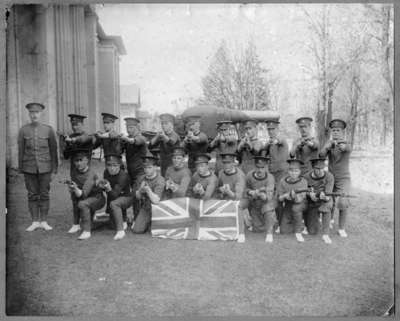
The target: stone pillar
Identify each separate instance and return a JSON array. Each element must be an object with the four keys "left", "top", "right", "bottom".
[
  {"left": 85, "top": 9, "right": 100, "bottom": 133},
  {"left": 54, "top": 5, "right": 74, "bottom": 134},
  {"left": 71, "top": 5, "right": 89, "bottom": 116},
  {"left": 6, "top": 6, "right": 22, "bottom": 169}
]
